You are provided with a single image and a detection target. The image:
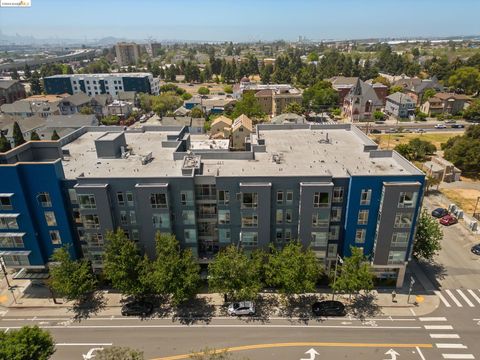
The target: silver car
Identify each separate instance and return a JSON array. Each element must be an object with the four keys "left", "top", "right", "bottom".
[{"left": 227, "top": 301, "right": 255, "bottom": 316}]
